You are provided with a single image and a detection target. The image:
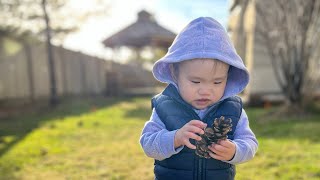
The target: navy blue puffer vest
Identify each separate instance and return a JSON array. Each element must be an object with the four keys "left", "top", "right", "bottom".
[{"left": 152, "top": 84, "right": 242, "bottom": 180}]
